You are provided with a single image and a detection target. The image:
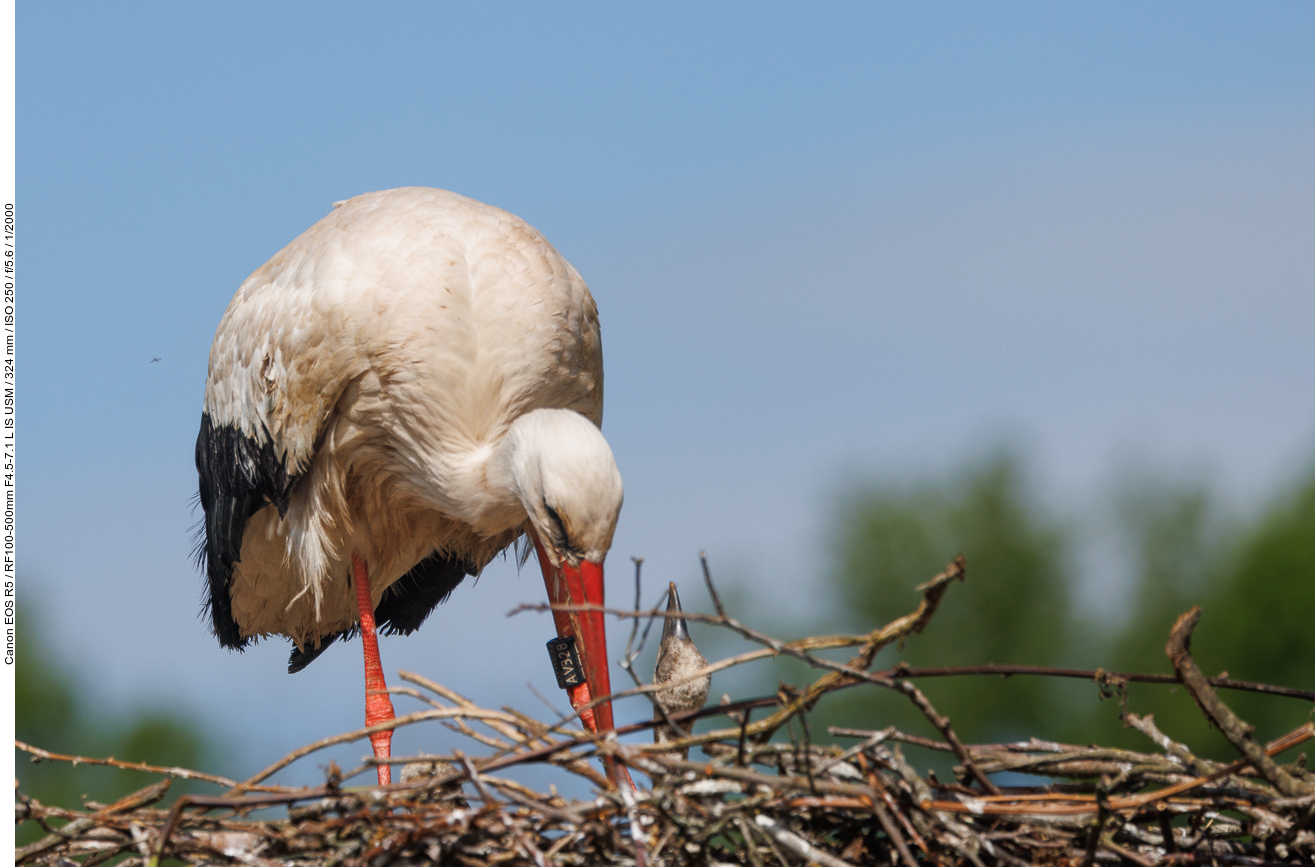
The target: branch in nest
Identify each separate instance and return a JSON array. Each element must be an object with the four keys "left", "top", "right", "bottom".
[{"left": 15, "top": 560, "right": 1315, "bottom": 867}]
